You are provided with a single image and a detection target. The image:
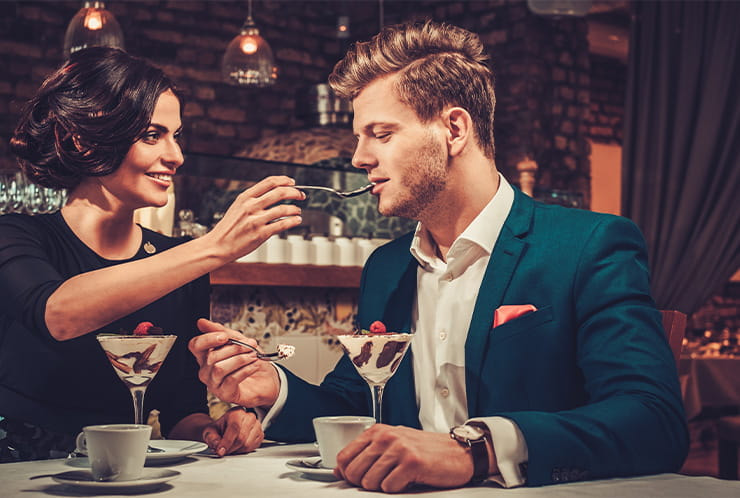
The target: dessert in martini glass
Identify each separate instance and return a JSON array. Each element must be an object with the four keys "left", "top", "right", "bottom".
[
  {"left": 337, "top": 321, "right": 413, "bottom": 423},
  {"left": 97, "top": 322, "right": 176, "bottom": 425}
]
